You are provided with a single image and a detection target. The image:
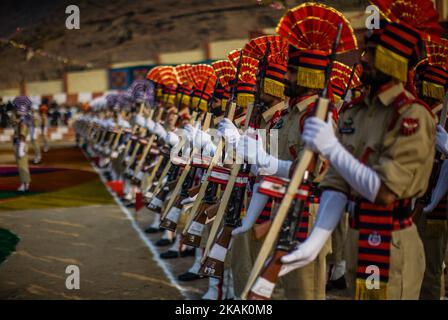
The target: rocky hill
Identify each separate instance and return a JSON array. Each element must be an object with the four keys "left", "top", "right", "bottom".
[{"left": 0, "top": 0, "right": 369, "bottom": 89}]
